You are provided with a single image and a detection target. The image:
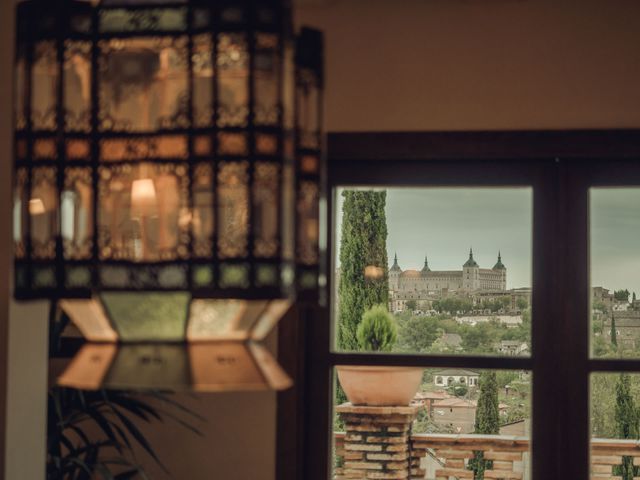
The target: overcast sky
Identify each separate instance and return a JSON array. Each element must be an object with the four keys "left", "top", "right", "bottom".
[
  {"left": 334, "top": 187, "right": 640, "bottom": 293},
  {"left": 591, "top": 188, "right": 640, "bottom": 296},
  {"left": 335, "top": 188, "right": 533, "bottom": 289}
]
